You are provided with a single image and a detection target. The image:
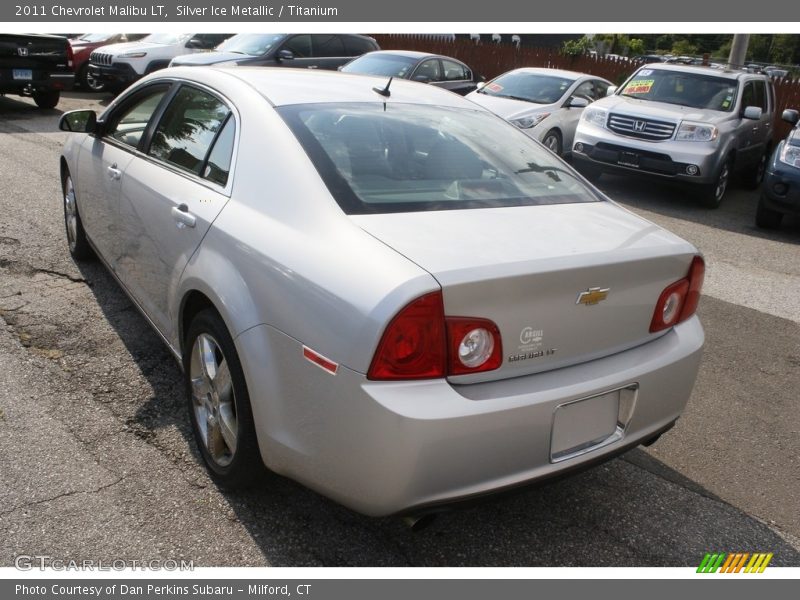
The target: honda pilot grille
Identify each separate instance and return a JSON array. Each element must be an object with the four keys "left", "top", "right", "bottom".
[
  {"left": 90, "top": 51, "right": 112, "bottom": 66},
  {"left": 607, "top": 114, "right": 676, "bottom": 141}
]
